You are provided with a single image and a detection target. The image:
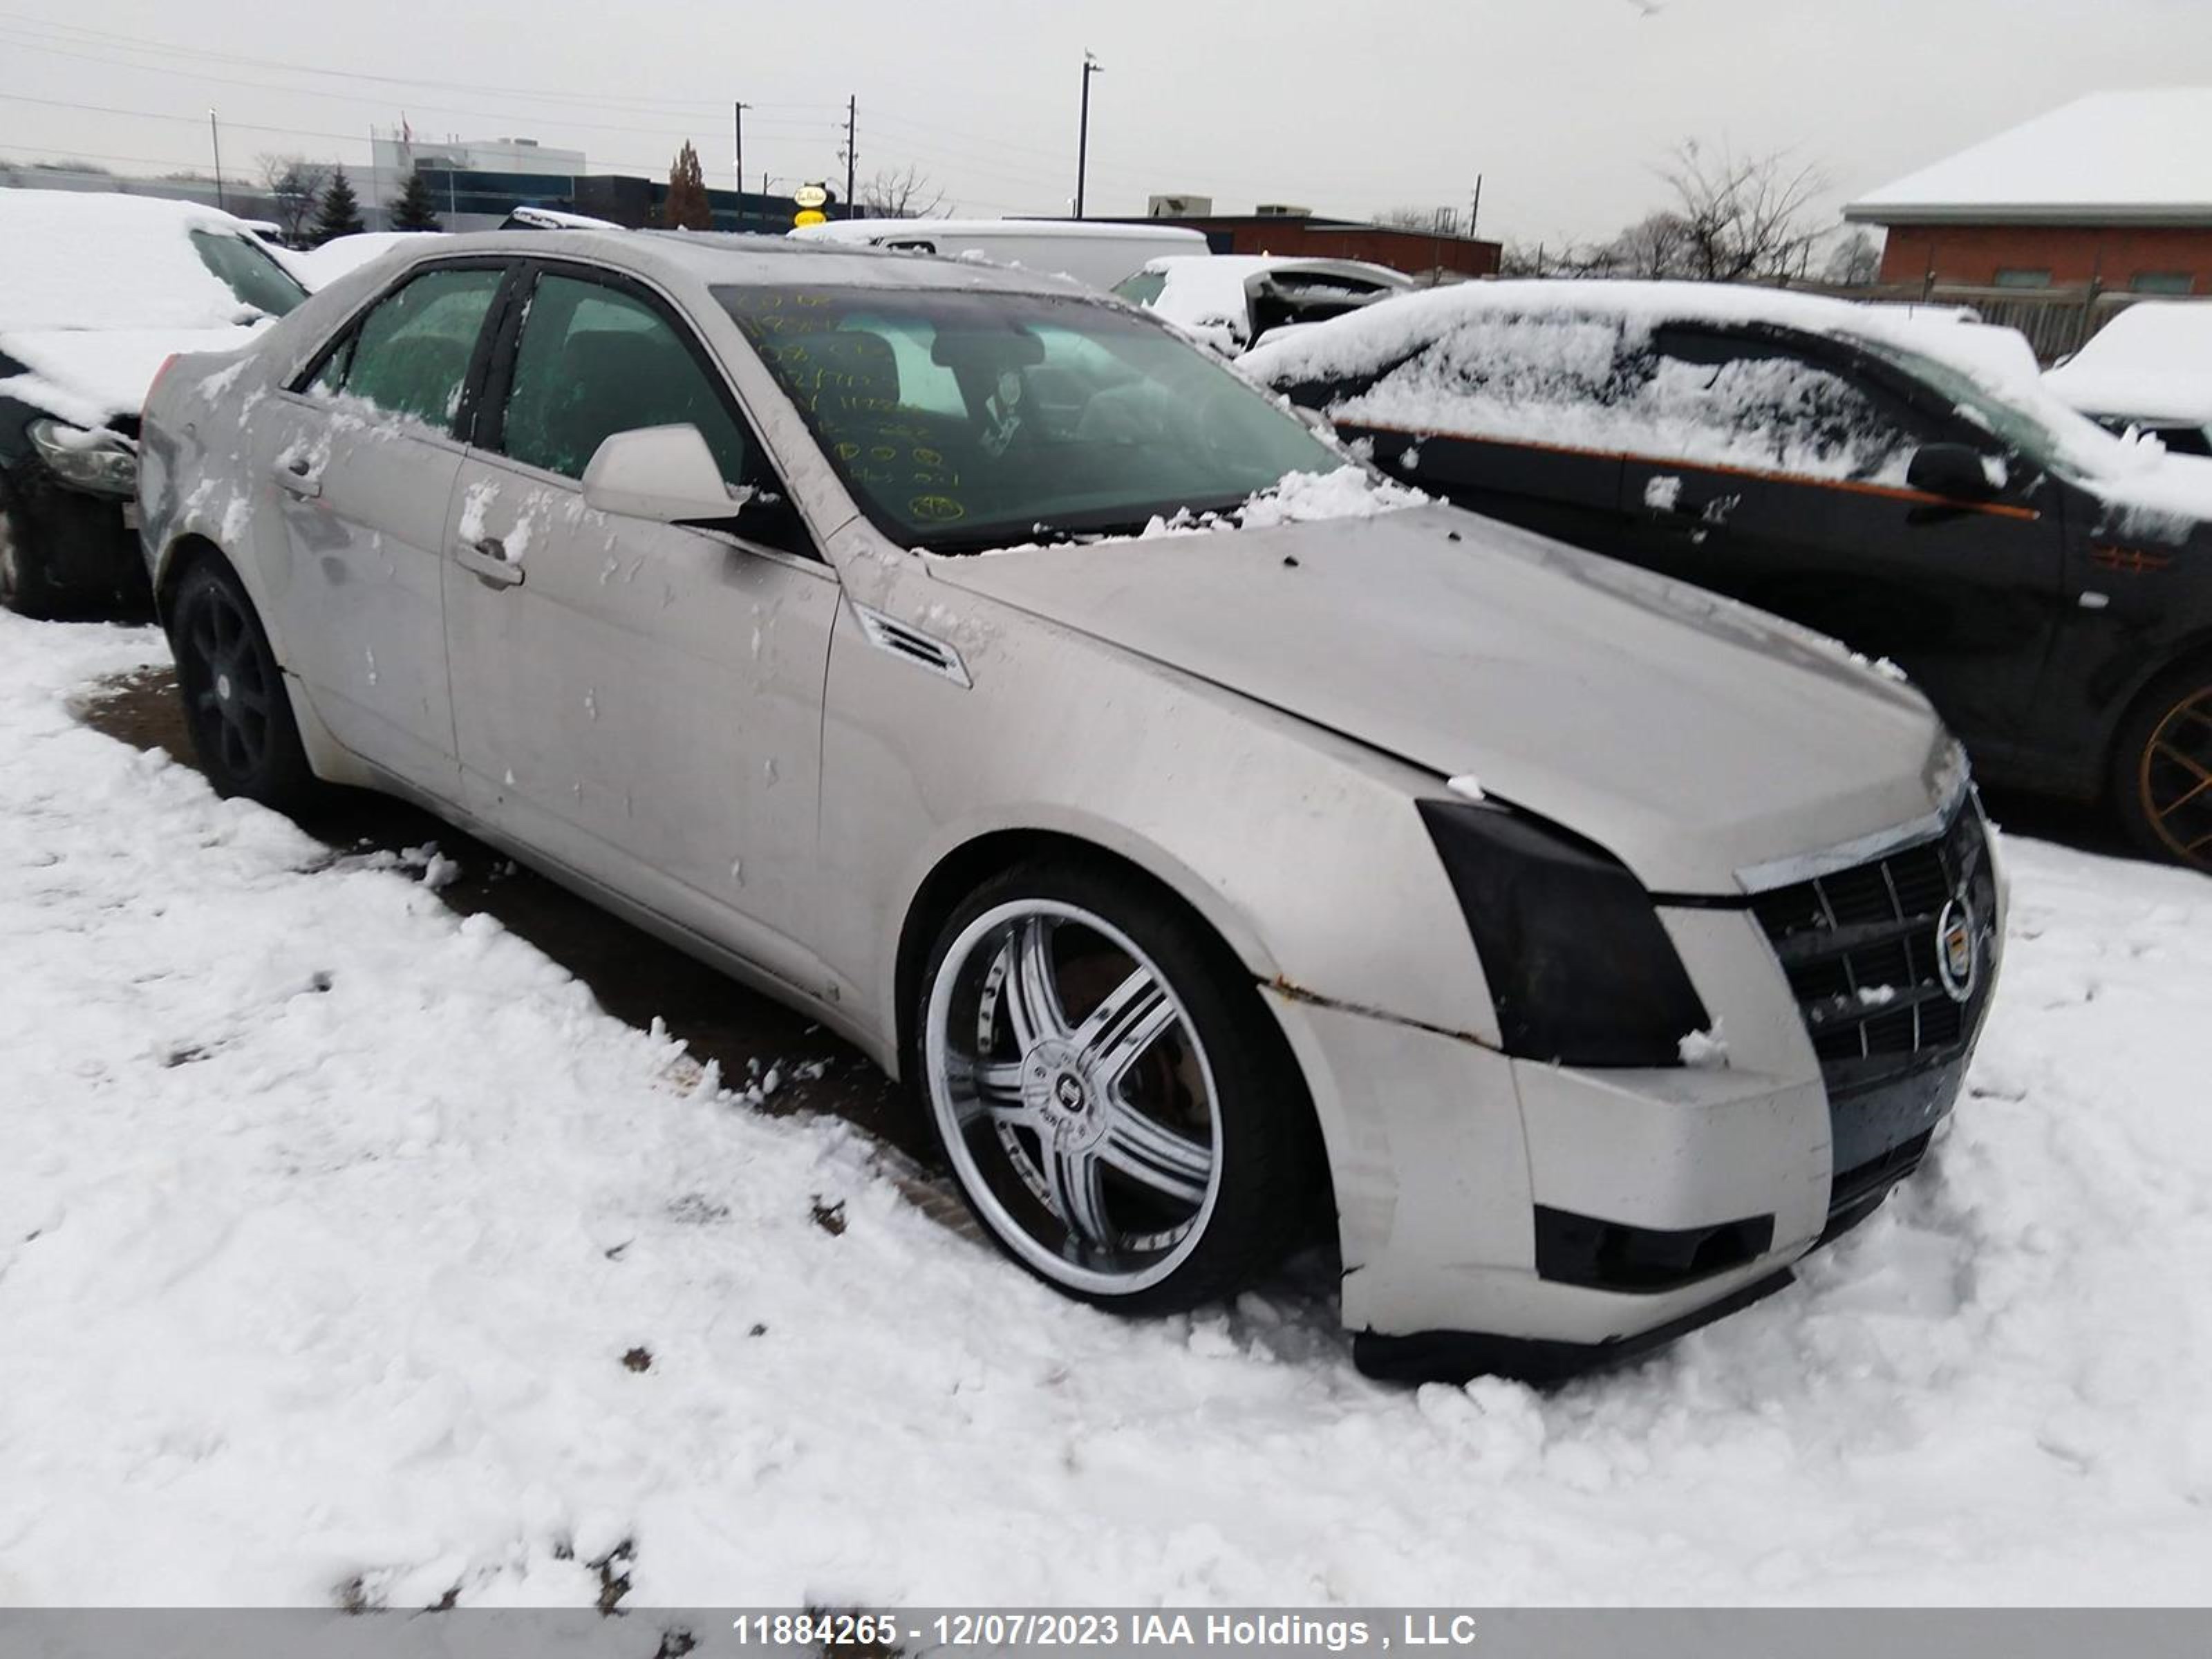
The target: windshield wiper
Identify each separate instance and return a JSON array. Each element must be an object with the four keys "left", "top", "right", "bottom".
[{"left": 908, "top": 497, "right": 1260, "bottom": 557}]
